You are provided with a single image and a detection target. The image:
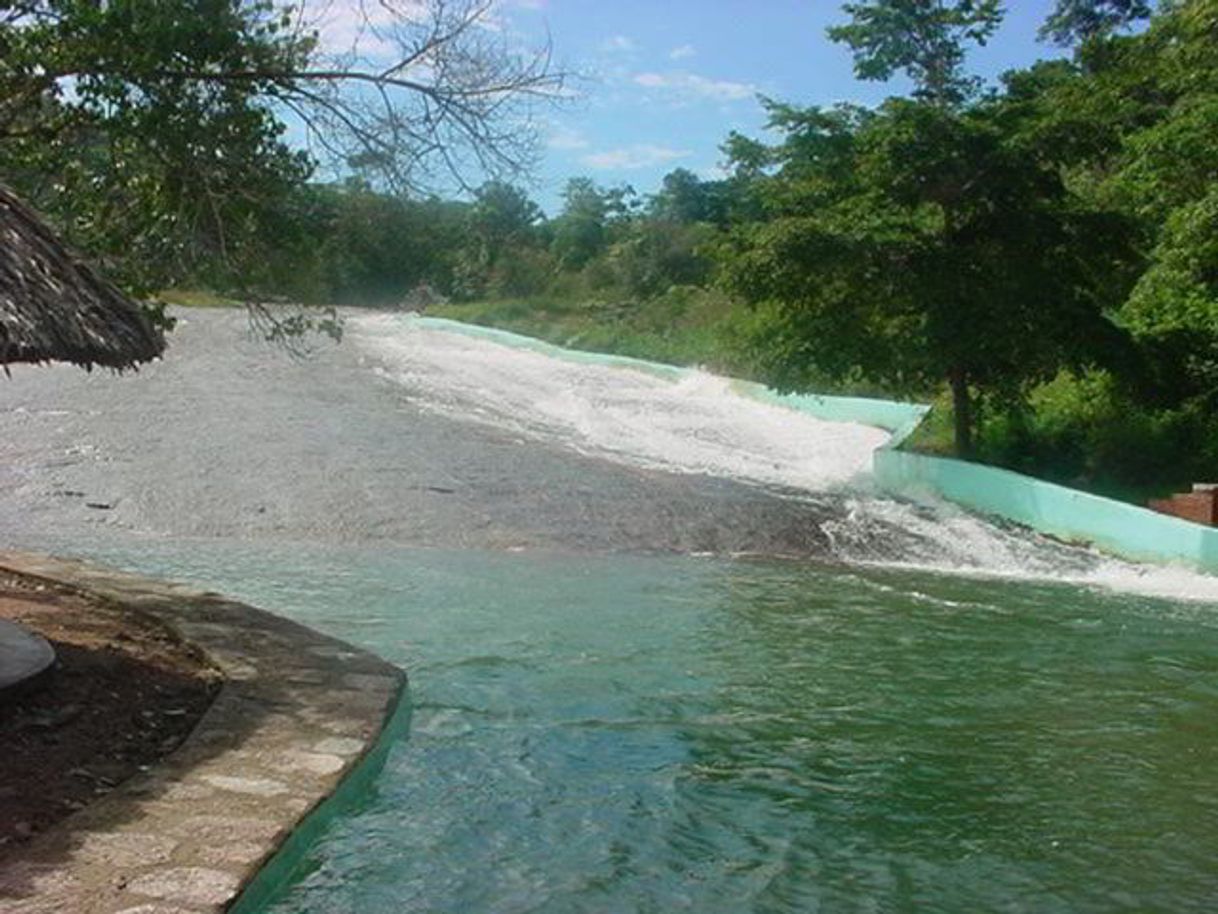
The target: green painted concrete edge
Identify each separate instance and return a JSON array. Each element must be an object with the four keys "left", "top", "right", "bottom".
[
  {"left": 726, "top": 378, "right": 929, "bottom": 437},
  {"left": 415, "top": 315, "right": 1218, "bottom": 574},
  {"left": 872, "top": 448, "right": 1218, "bottom": 573},
  {"left": 227, "top": 681, "right": 412, "bottom": 913}
]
